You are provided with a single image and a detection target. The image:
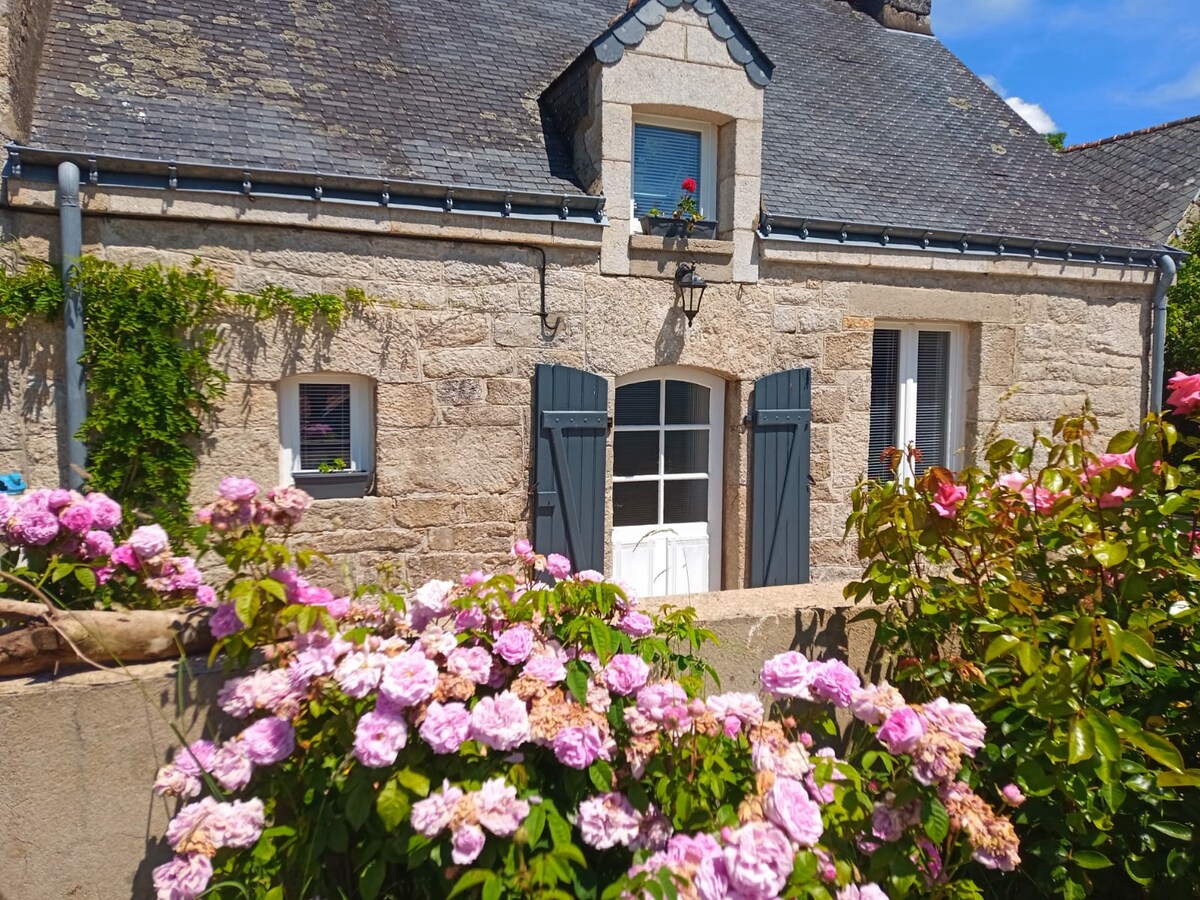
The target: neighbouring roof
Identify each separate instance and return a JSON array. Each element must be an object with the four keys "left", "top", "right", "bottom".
[
  {"left": 1064, "top": 116, "right": 1200, "bottom": 245},
  {"left": 21, "top": 0, "right": 1153, "bottom": 248}
]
